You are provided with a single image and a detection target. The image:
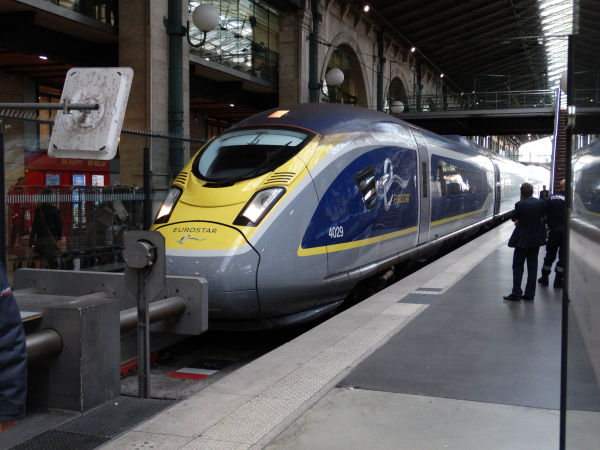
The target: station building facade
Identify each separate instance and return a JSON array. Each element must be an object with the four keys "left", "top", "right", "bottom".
[
  {"left": 0, "top": 0, "right": 457, "bottom": 191},
  {"left": 0, "top": 0, "right": 519, "bottom": 270}
]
